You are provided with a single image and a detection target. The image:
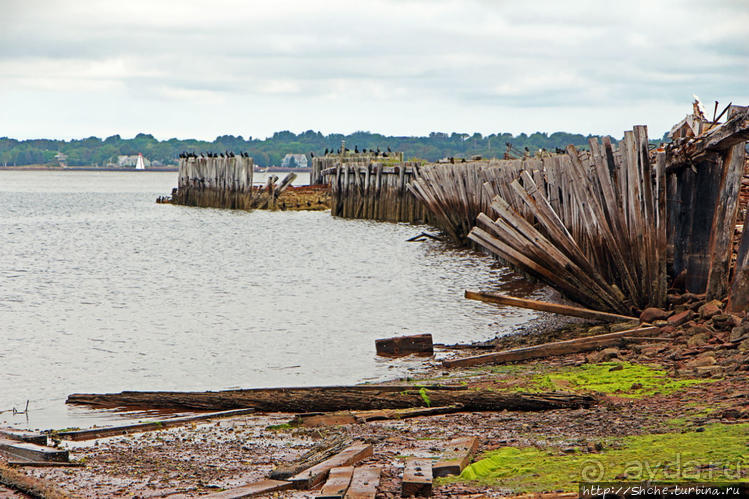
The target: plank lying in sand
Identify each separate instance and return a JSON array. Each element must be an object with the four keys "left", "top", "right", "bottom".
[
  {"left": 7, "top": 460, "right": 83, "bottom": 468},
  {"left": 290, "top": 443, "right": 373, "bottom": 489},
  {"left": 345, "top": 465, "right": 381, "bottom": 499},
  {"left": 401, "top": 458, "right": 432, "bottom": 497},
  {"left": 68, "top": 387, "right": 594, "bottom": 412},
  {"left": 201, "top": 479, "right": 294, "bottom": 498},
  {"left": 443, "top": 326, "right": 659, "bottom": 368},
  {"left": 292, "top": 405, "right": 464, "bottom": 427},
  {"left": 0, "top": 428, "right": 47, "bottom": 446},
  {"left": 52, "top": 408, "right": 255, "bottom": 441},
  {"left": 270, "top": 435, "right": 353, "bottom": 480},
  {"left": 433, "top": 436, "right": 479, "bottom": 478},
  {"left": 66, "top": 384, "right": 467, "bottom": 412},
  {"left": 0, "top": 461, "right": 81, "bottom": 499},
  {"left": 317, "top": 466, "right": 354, "bottom": 498},
  {"left": 0, "top": 438, "right": 69, "bottom": 463},
  {"left": 465, "top": 290, "right": 639, "bottom": 323}
]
